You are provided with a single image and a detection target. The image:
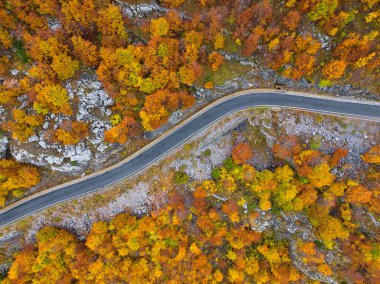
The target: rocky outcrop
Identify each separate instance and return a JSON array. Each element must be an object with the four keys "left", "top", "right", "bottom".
[
  {"left": 114, "top": 0, "right": 166, "bottom": 18},
  {"left": 0, "top": 135, "right": 9, "bottom": 158},
  {"left": 0, "top": 106, "right": 9, "bottom": 158},
  {"left": 11, "top": 75, "right": 114, "bottom": 172}
]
